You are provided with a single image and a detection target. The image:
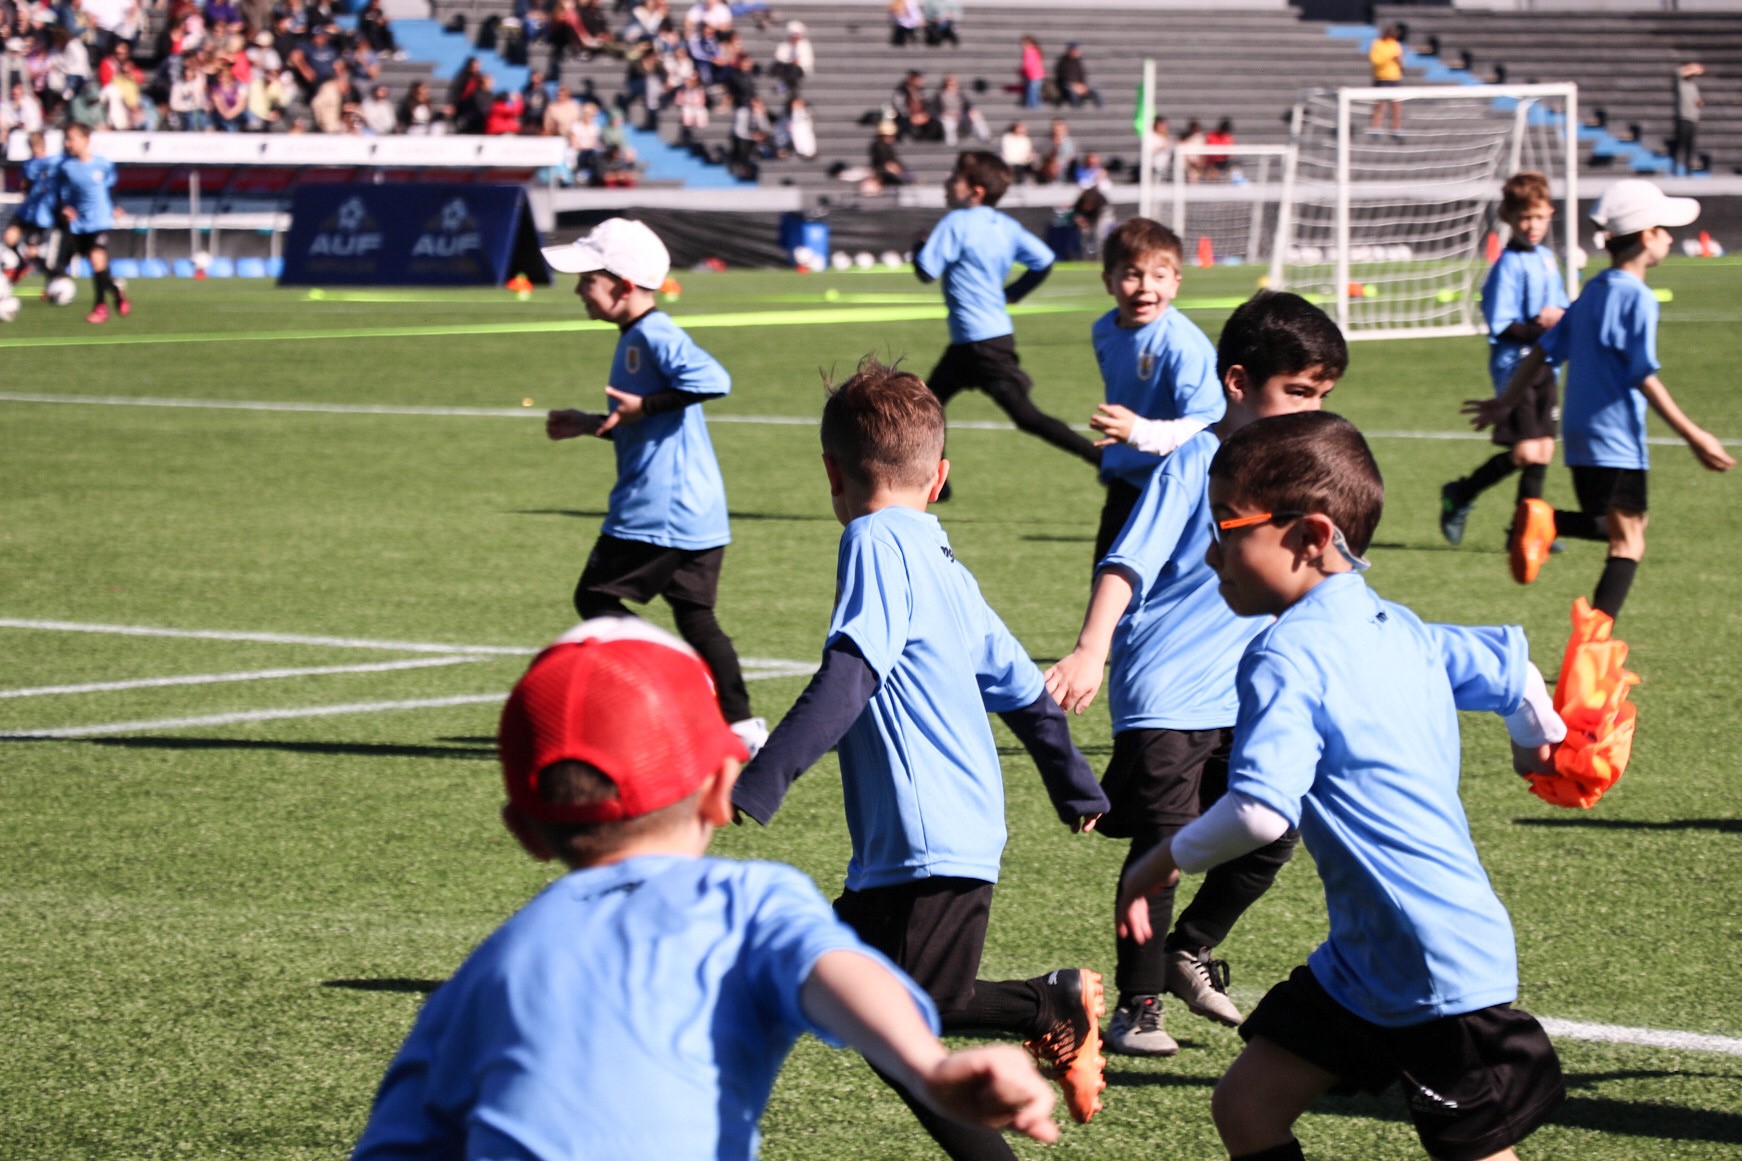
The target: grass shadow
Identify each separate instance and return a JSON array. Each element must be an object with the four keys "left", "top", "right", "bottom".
[
  {"left": 322, "top": 978, "right": 444, "bottom": 995},
  {"left": 1514, "top": 817, "right": 1742, "bottom": 834}
]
